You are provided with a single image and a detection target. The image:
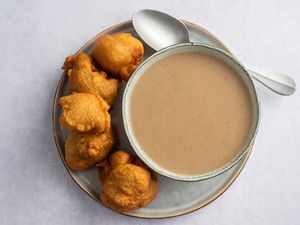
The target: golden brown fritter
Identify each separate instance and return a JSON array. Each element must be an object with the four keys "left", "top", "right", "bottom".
[
  {"left": 92, "top": 33, "right": 144, "bottom": 81},
  {"left": 59, "top": 92, "right": 110, "bottom": 132},
  {"left": 65, "top": 128, "right": 115, "bottom": 171},
  {"left": 63, "top": 53, "right": 120, "bottom": 106},
  {"left": 97, "top": 150, "right": 158, "bottom": 212}
]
